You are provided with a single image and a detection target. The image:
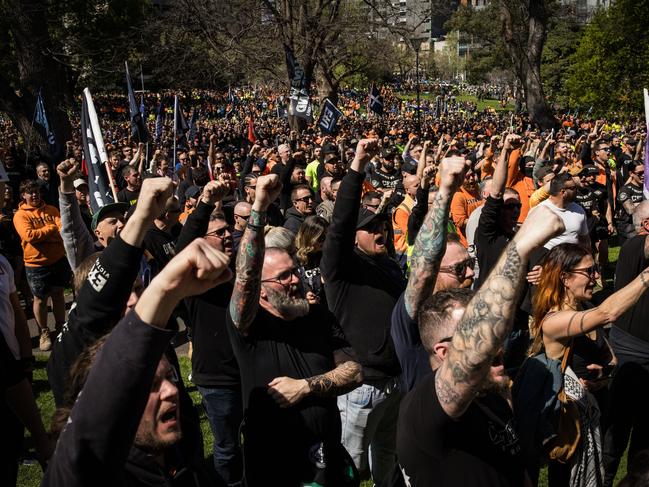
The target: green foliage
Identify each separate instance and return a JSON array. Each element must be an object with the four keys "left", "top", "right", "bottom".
[
  {"left": 566, "top": 0, "right": 649, "bottom": 115},
  {"left": 541, "top": 18, "right": 583, "bottom": 108}
]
